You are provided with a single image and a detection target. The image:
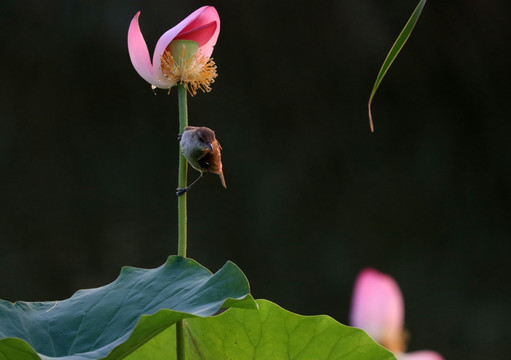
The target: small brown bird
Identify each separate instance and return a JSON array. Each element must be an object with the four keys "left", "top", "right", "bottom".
[{"left": 177, "top": 126, "right": 226, "bottom": 196}]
